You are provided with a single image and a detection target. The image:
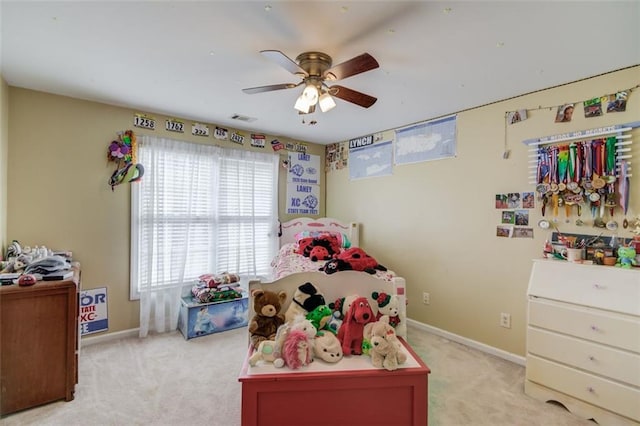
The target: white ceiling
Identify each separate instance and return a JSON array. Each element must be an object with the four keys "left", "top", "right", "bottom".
[{"left": 1, "top": 1, "right": 639, "bottom": 145}]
